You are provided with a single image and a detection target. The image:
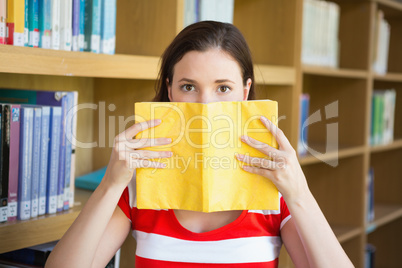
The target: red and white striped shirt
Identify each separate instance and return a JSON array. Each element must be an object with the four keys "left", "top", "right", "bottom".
[{"left": 118, "top": 179, "right": 291, "bottom": 267}]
